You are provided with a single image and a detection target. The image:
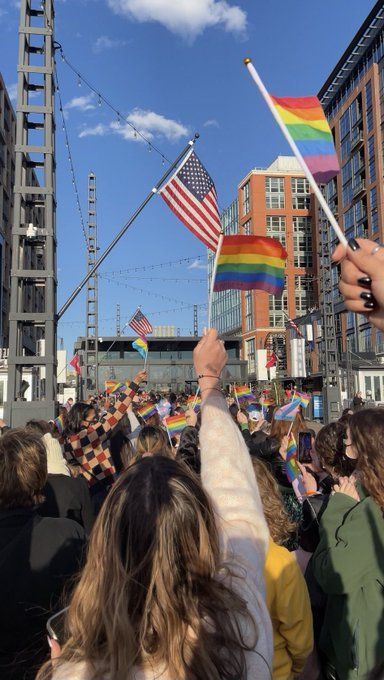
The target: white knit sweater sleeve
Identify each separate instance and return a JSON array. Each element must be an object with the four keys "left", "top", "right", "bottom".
[{"left": 199, "top": 392, "right": 273, "bottom": 678}]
